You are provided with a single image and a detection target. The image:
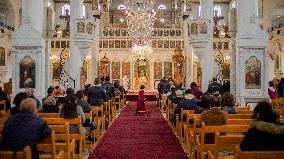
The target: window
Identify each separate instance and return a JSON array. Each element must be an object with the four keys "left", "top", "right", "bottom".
[
  {"left": 118, "top": 4, "right": 126, "bottom": 10},
  {"left": 62, "top": 4, "right": 70, "bottom": 16},
  {"left": 82, "top": 5, "right": 86, "bottom": 17},
  {"left": 213, "top": 5, "right": 222, "bottom": 16},
  {"left": 158, "top": 4, "right": 167, "bottom": 10},
  {"left": 198, "top": 5, "right": 201, "bottom": 17},
  {"left": 231, "top": 1, "right": 236, "bottom": 9}
]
